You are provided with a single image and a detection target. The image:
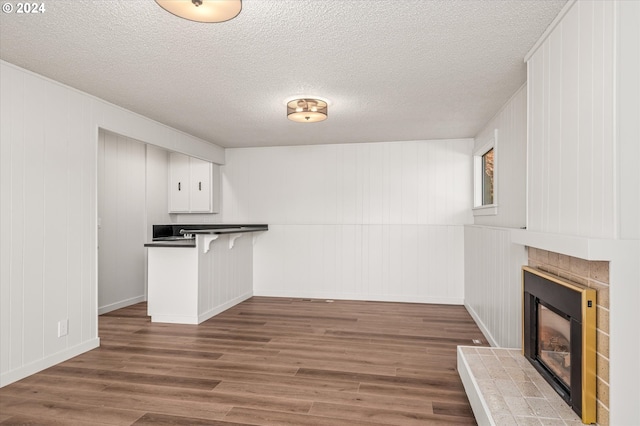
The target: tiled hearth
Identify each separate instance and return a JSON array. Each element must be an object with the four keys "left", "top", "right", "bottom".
[
  {"left": 458, "top": 346, "right": 583, "bottom": 425},
  {"left": 528, "top": 249, "right": 609, "bottom": 426}
]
